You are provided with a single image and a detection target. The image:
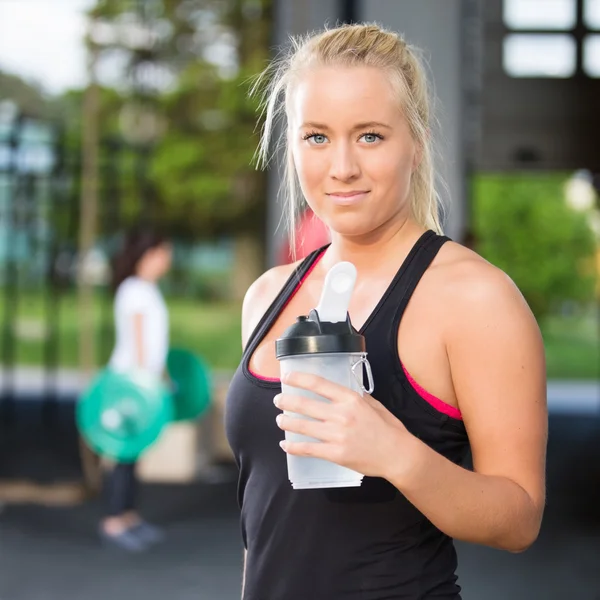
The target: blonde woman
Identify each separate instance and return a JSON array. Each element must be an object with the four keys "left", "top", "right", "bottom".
[{"left": 225, "top": 24, "right": 547, "bottom": 599}]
